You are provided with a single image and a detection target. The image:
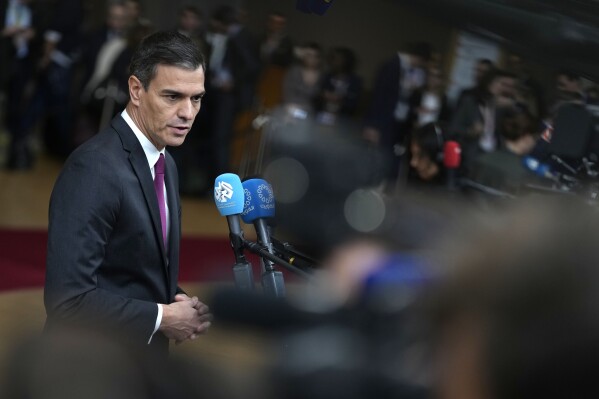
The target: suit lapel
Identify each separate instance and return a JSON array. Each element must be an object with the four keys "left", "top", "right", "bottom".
[{"left": 112, "top": 116, "right": 170, "bottom": 283}]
